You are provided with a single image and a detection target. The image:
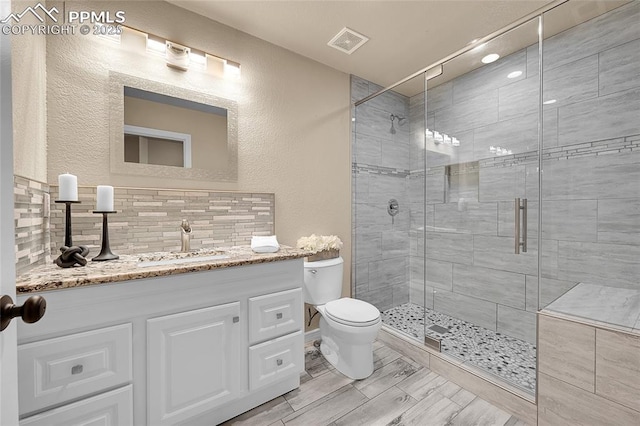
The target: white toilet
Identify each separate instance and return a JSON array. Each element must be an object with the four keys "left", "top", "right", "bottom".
[{"left": 303, "top": 256, "right": 381, "bottom": 379}]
